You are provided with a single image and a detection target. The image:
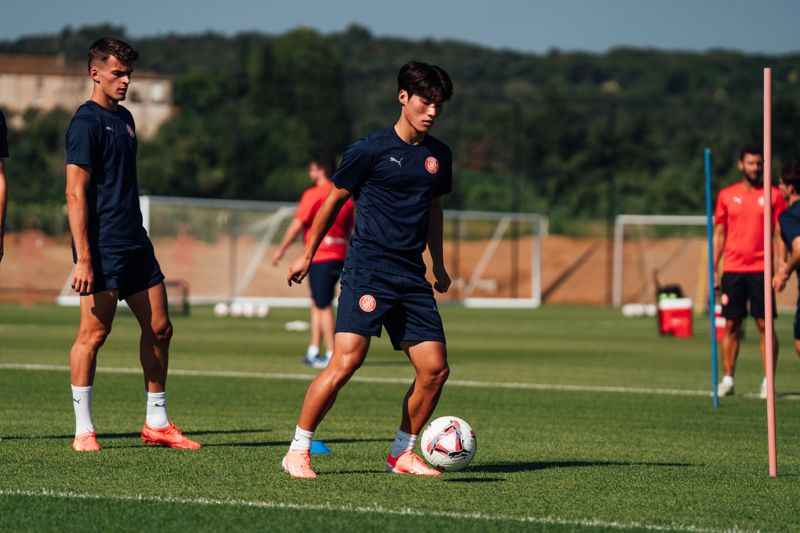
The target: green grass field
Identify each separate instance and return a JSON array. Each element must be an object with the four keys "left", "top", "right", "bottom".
[{"left": 1, "top": 303, "right": 799, "bottom": 532}]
